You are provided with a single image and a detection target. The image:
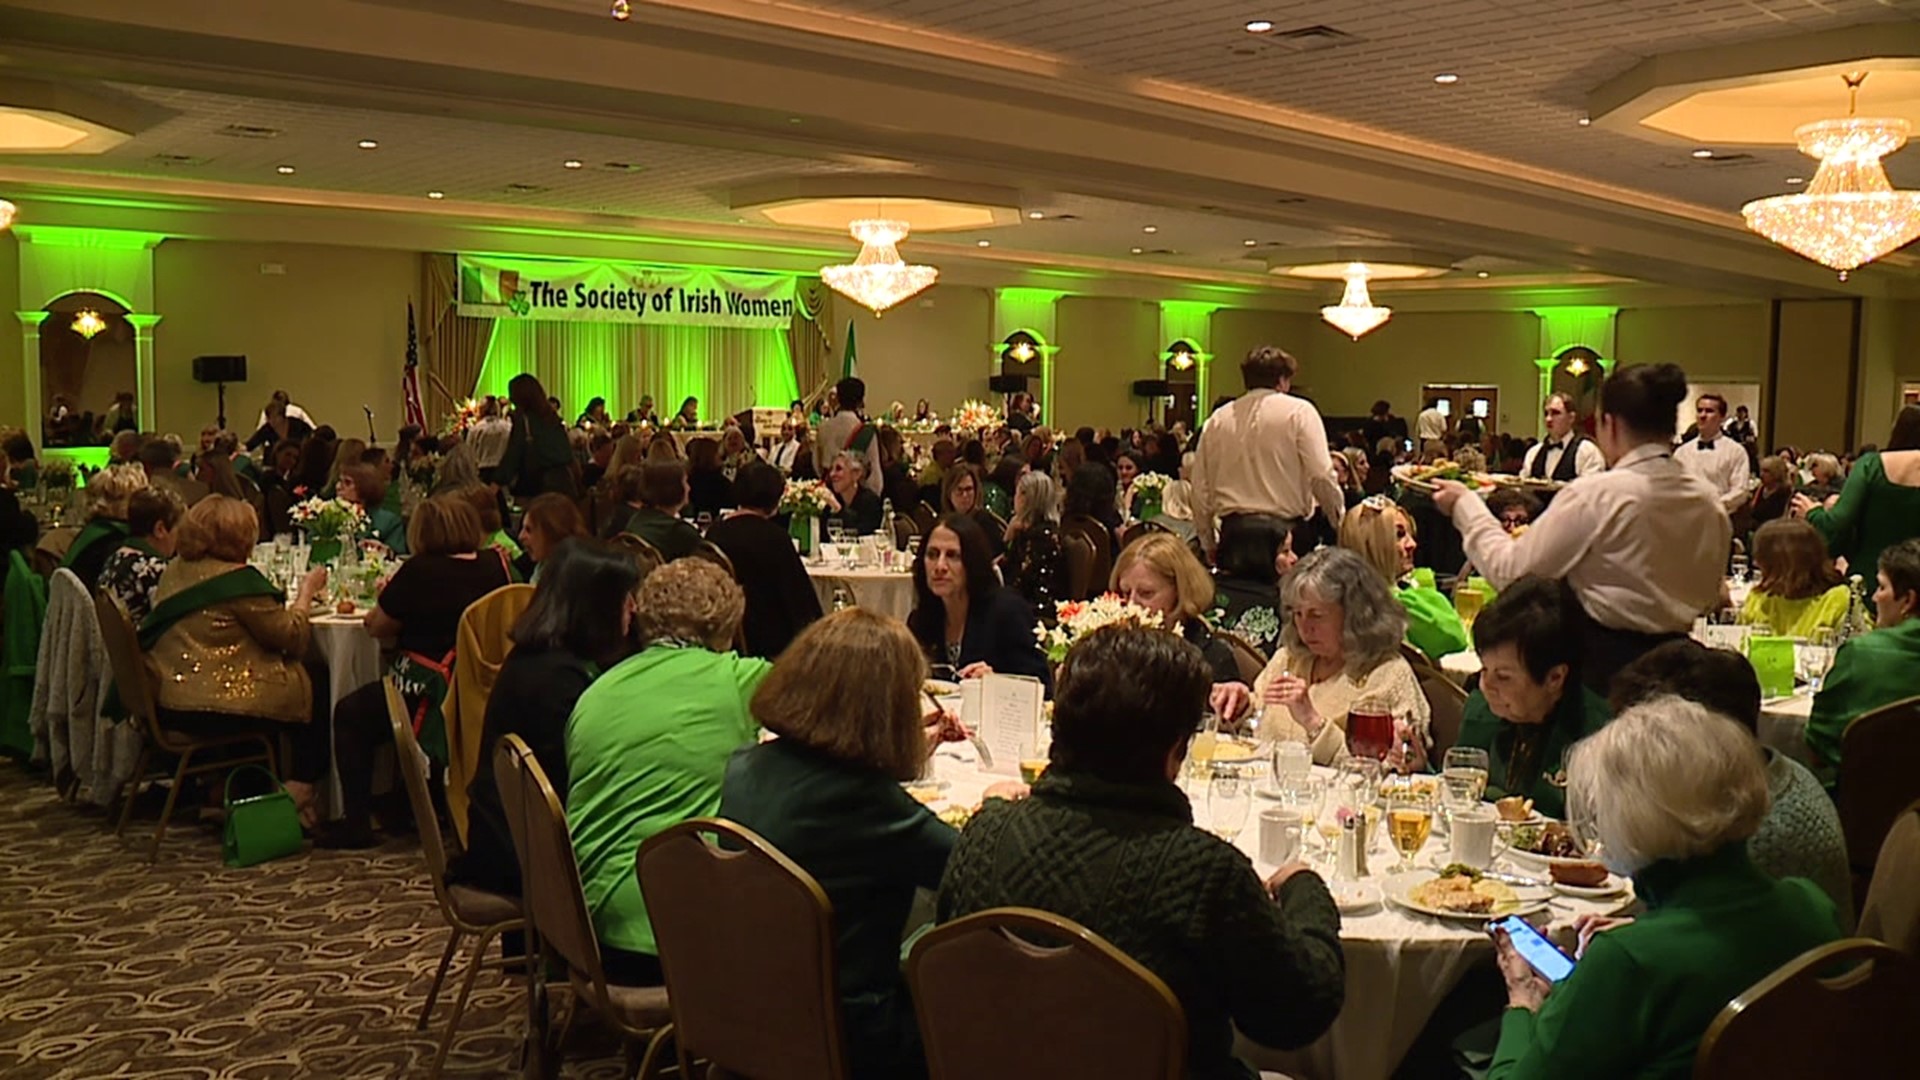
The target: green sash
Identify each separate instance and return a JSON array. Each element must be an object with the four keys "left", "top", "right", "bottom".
[
  {"left": 847, "top": 418, "right": 877, "bottom": 455},
  {"left": 392, "top": 650, "right": 455, "bottom": 763},
  {"left": 60, "top": 518, "right": 128, "bottom": 570},
  {"left": 138, "top": 566, "right": 286, "bottom": 650}
]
